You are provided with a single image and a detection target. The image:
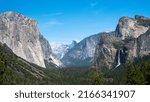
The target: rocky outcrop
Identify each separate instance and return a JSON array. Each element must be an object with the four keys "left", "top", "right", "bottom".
[
  {"left": 0, "top": 12, "right": 45, "bottom": 67},
  {"left": 94, "top": 32, "right": 122, "bottom": 69},
  {"left": 136, "top": 29, "right": 150, "bottom": 57},
  {"left": 115, "top": 16, "right": 149, "bottom": 40},
  {"left": 39, "top": 34, "right": 64, "bottom": 68},
  {"left": 39, "top": 34, "right": 52, "bottom": 59},
  {"left": 69, "top": 40, "right": 77, "bottom": 49},
  {"left": 94, "top": 15, "right": 150, "bottom": 69},
  {"left": 0, "top": 11, "right": 62, "bottom": 68},
  {"left": 61, "top": 33, "right": 101, "bottom": 67},
  {"left": 135, "top": 15, "right": 150, "bottom": 27}
]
